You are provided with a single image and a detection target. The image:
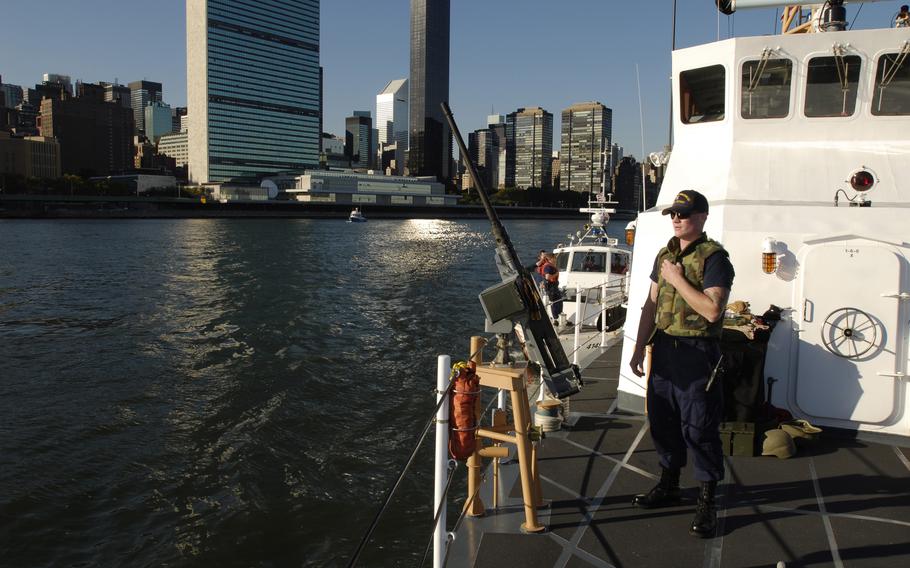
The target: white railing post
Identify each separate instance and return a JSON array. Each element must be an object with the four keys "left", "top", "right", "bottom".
[
  {"left": 434, "top": 355, "right": 451, "bottom": 568},
  {"left": 573, "top": 285, "right": 582, "bottom": 366},
  {"left": 601, "top": 281, "right": 608, "bottom": 347}
]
